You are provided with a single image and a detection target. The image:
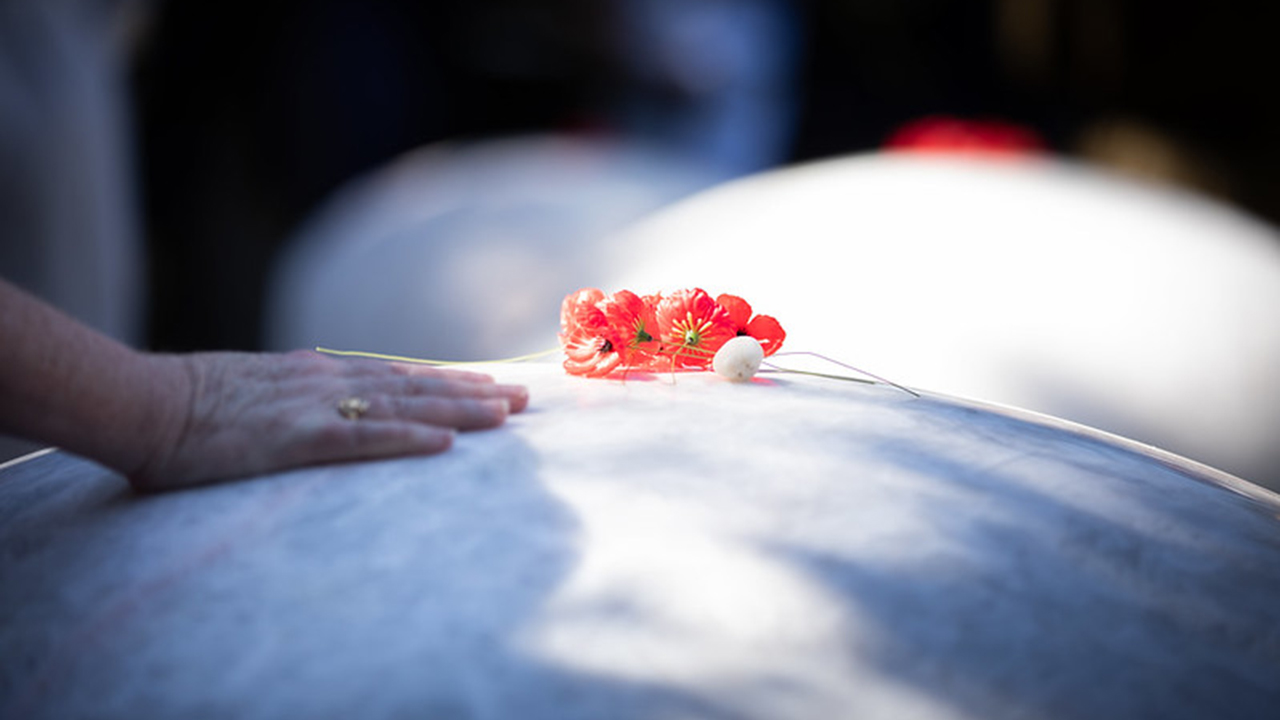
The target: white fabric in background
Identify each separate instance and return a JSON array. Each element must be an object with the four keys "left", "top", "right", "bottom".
[
  {"left": 265, "top": 136, "right": 721, "bottom": 360},
  {"left": 607, "top": 154, "right": 1280, "bottom": 489}
]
